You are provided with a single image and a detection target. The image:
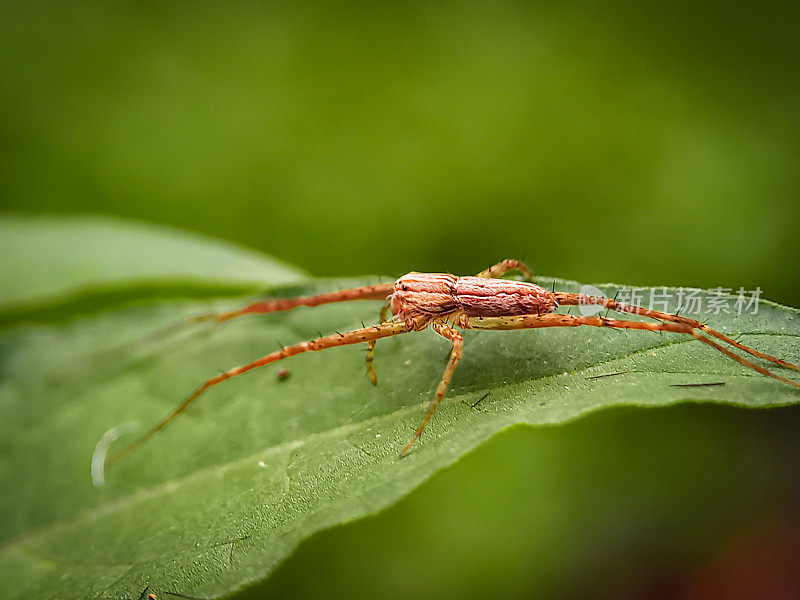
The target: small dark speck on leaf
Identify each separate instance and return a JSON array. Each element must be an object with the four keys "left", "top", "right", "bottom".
[
  {"left": 469, "top": 392, "right": 490, "bottom": 408},
  {"left": 587, "top": 371, "right": 627, "bottom": 380}
]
